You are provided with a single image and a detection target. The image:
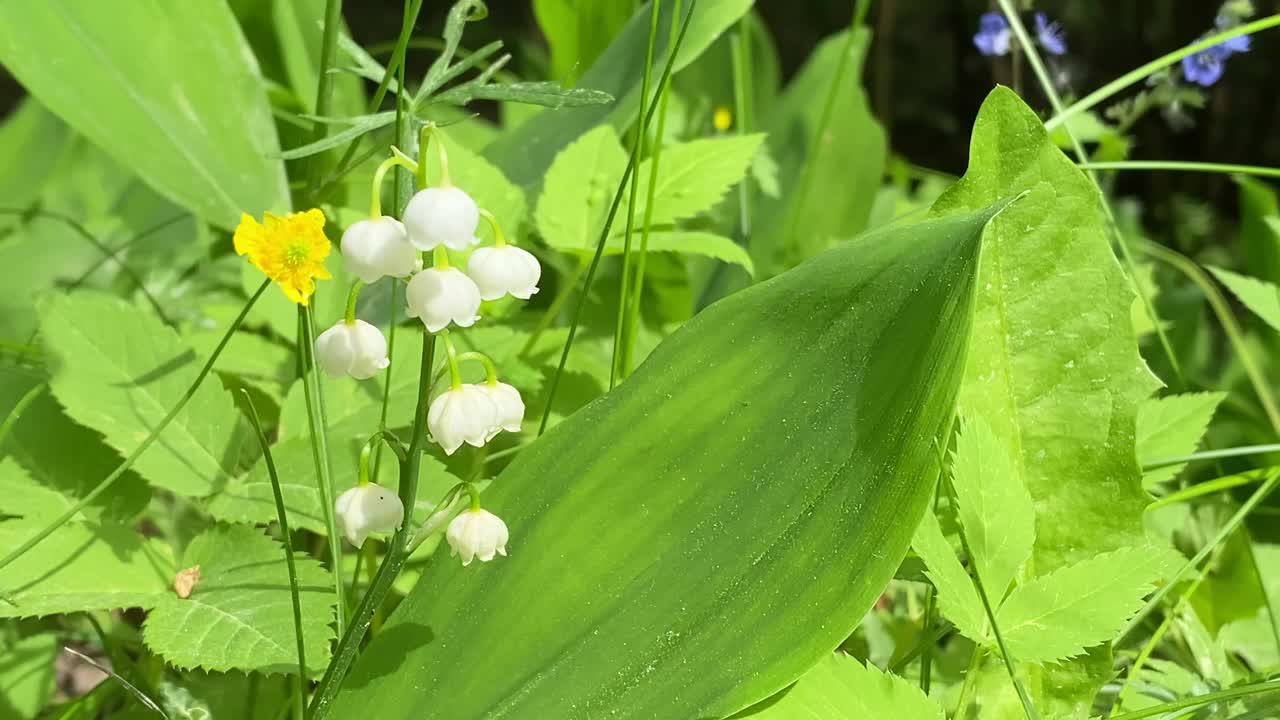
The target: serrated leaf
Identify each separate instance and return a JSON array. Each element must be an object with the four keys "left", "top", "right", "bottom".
[
  {"left": 0, "top": 1, "right": 289, "bottom": 229},
  {"left": 0, "top": 633, "right": 59, "bottom": 718},
  {"left": 734, "top": 653, "right": 944, "bottom": 719},
  {"left": 143, "top": 525, "right": 334, "bottom": 676},
  {"left": 445, "top": 81, "right": 614, "bottom": 108},
  {"left": 1137, "top": 392, "right": 1226, "bottom": 488},
  {"left": 996, "top": 546, "right": 1179, "bottom": 663},
  {"left": 278, "top": 112, "right": 395, "bottom": 160},
  {"left": 535, "top": 124, "right": 627, "bottom": 253},
  {"left": 627, "top": 134, "right": 765, "bottom": 227},
  {"left": 0, "top": 460, "right": 172, "bottom": 617},
  {"left": 951, "top": 414, "right": 1035, "bottom": 602},
  {"left": 1209, "top": 265, "right": 1280, "bottom": 333},
  {"left": 911, "top": 507, "right": 987, "bottom": 644},
  {"left": 38, "top": 292, "right": 251, "bottom": 498},
  {"left": 929, "top": 87, "right": 1161, "bottom": 717}
]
